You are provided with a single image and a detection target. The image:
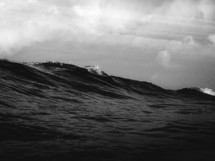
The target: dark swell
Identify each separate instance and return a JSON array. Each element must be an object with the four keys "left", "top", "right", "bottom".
[{"left": 1, "top": 59, "right": 215, "bottom": 161}]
